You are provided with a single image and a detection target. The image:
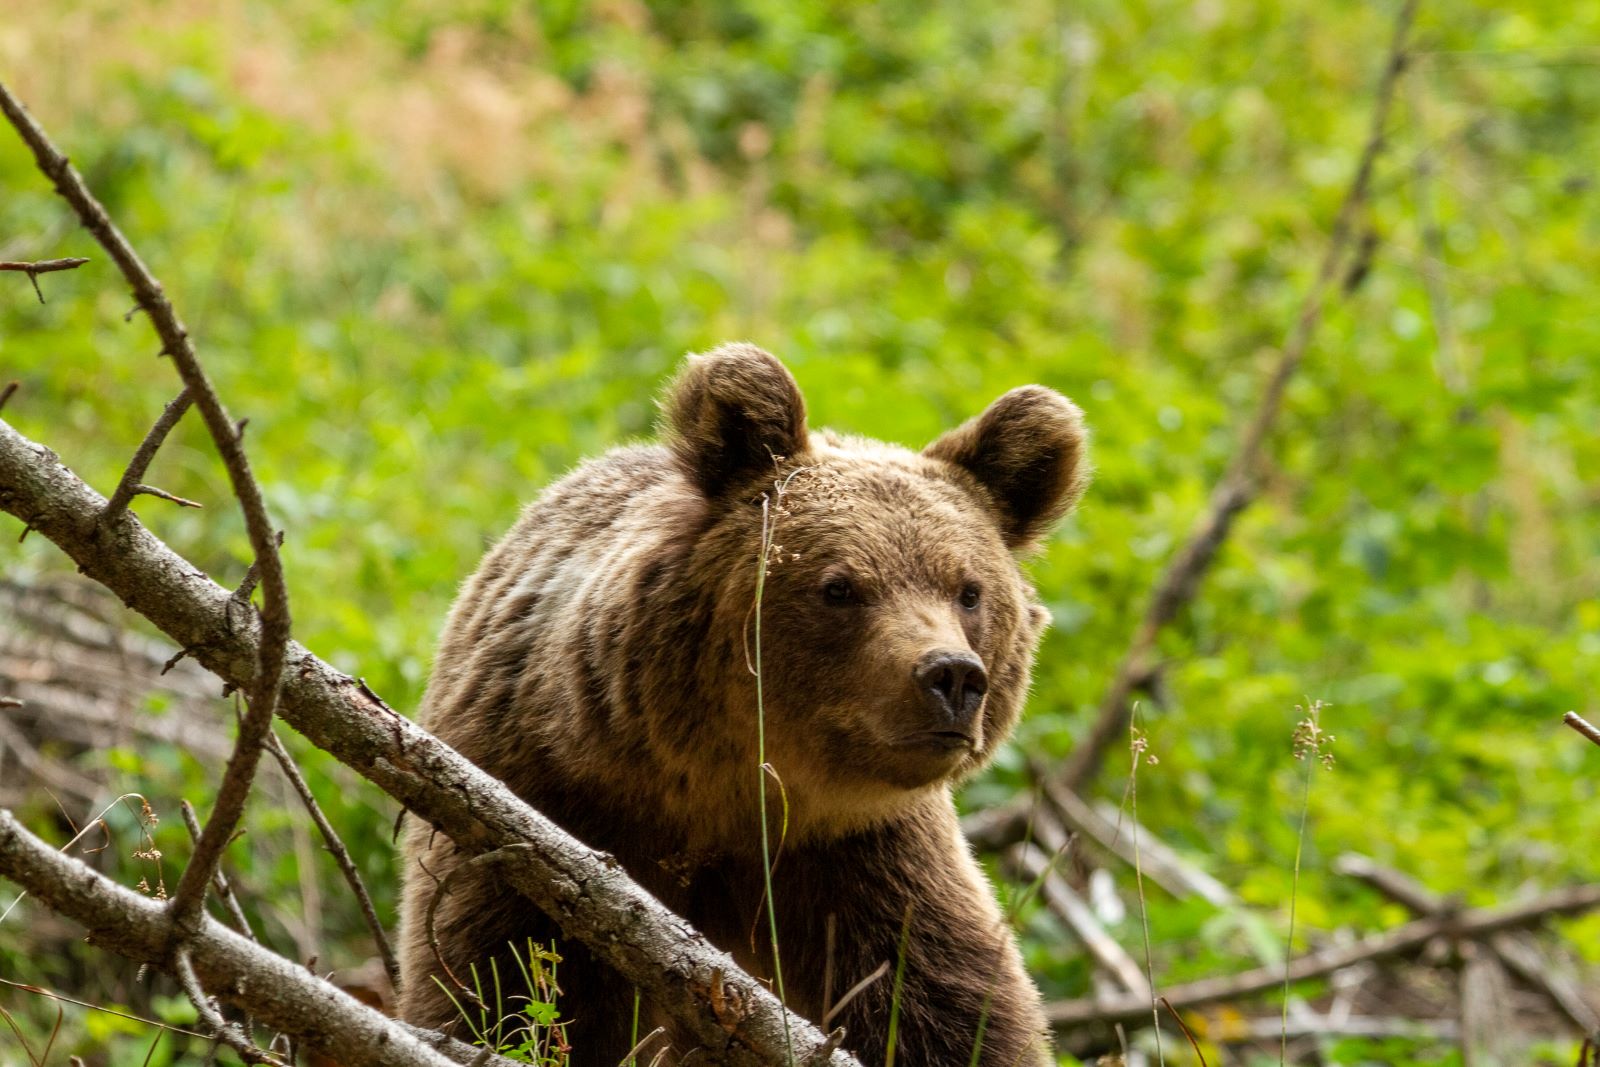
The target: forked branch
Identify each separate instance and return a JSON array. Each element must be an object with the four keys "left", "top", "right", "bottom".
[
  {"left": 0, "top": 256, "right": 88, "bottom": 302},
  {"left": 0, "top": 79, "right": 290, "bottom": 937}
]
